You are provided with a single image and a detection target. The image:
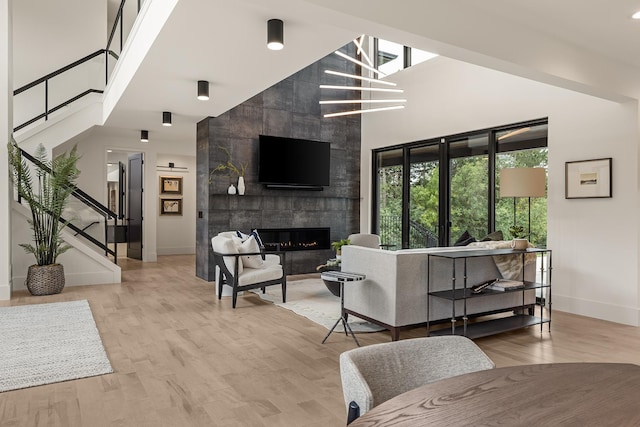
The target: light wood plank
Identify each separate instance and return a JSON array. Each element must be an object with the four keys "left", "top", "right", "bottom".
[{"left": 1, "top": 254, "right": 639, "bottom": 426}]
